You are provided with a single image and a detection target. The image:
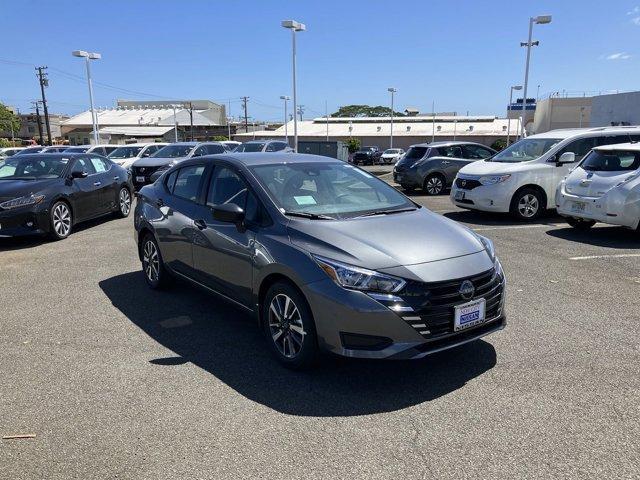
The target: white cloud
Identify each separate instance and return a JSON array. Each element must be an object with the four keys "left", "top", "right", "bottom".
[
  {"left": 605, "top": 52, "right": 632, "bottom": 60},
  {"left": 632, "top": 16, "right": 640, "bottom": 25},
  {"left": 628, "top": 6, "right": 640, "bottom": 15}
]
